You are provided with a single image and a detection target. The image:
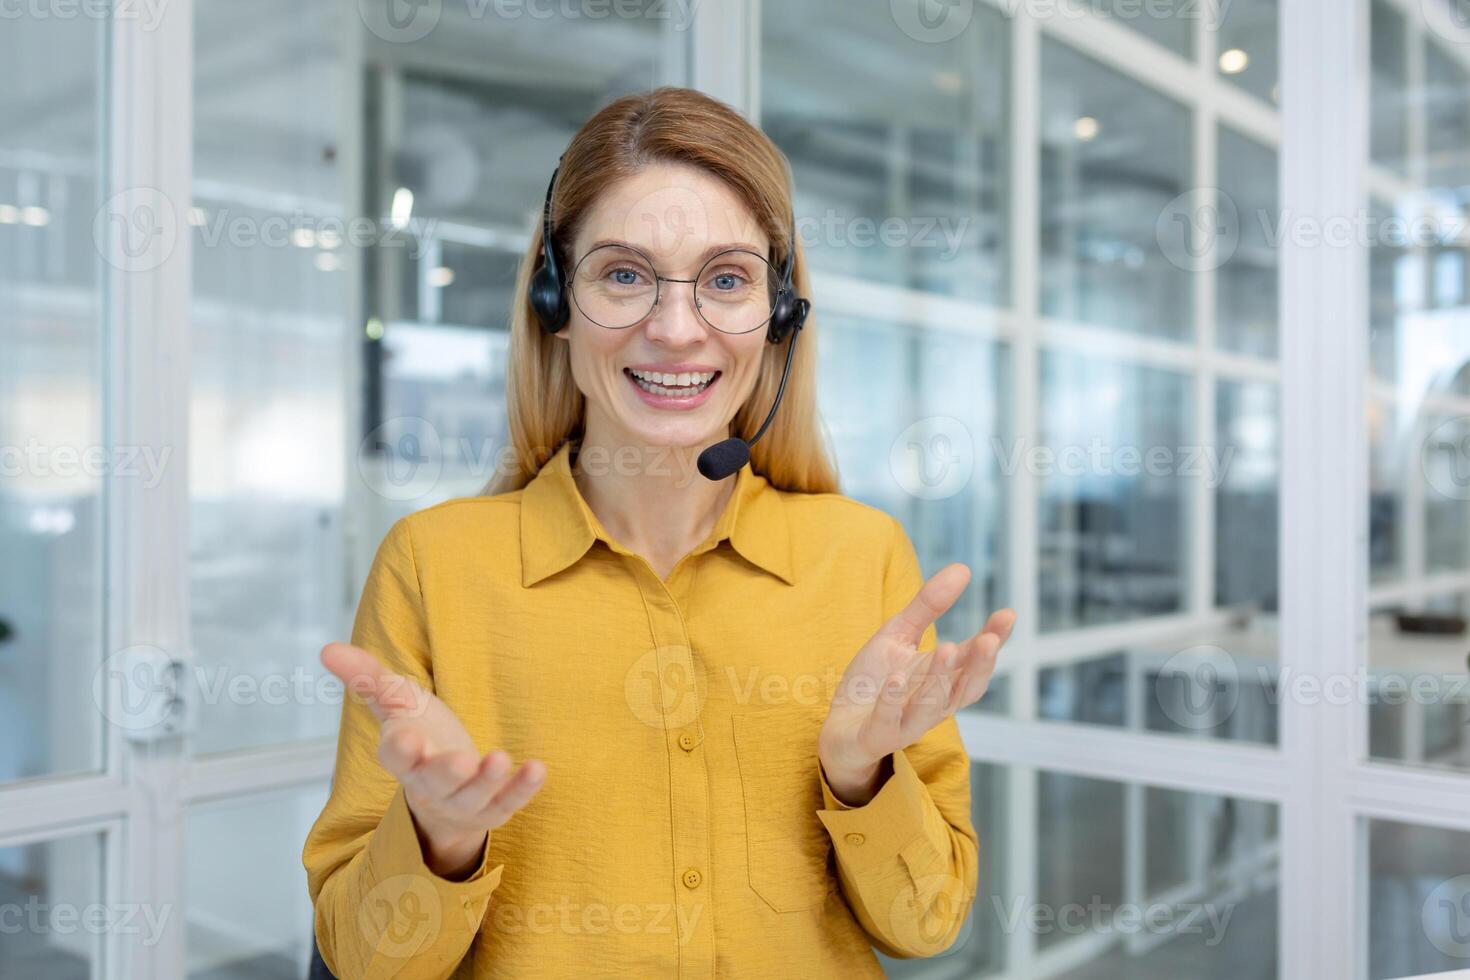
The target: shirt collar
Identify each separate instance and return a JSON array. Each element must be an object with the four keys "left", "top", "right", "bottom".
[{"left": 519, "top": 441, "right": 794, "bottom": 588}]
